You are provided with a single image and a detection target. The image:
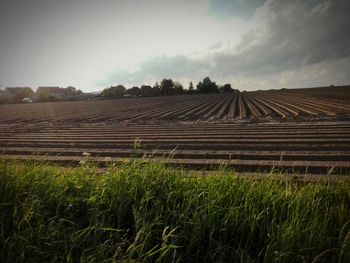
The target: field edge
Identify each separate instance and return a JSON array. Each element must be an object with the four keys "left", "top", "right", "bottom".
[{"left": 1, "top": 160, "right": 350, "bottom": 262}]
